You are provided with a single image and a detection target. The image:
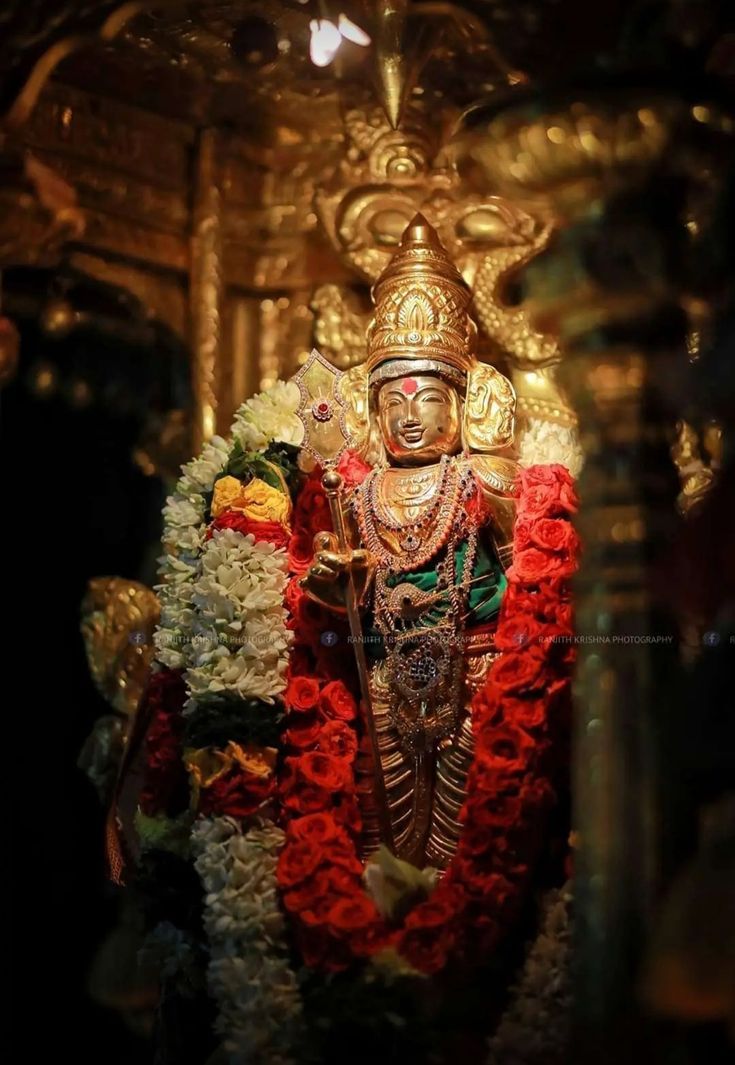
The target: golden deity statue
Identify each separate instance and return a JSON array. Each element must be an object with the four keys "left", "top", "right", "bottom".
[{"left": 299, "top": 215, "right": 518, "bottom": 869}]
